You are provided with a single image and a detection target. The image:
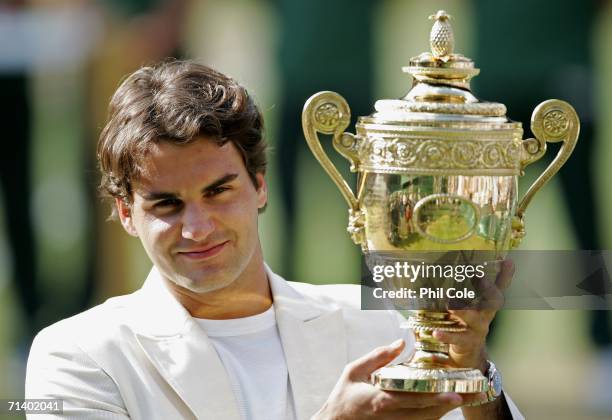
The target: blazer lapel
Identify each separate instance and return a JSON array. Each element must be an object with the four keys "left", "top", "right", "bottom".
[
  {"left": 269, "top": 271, "right": 348, "bottom": 420},
  {"left": 132, "top": 268, "right": 241, "bottom": 420},
  {"left": 130, "top": 266, "right": 348, "bottom": 420}
]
